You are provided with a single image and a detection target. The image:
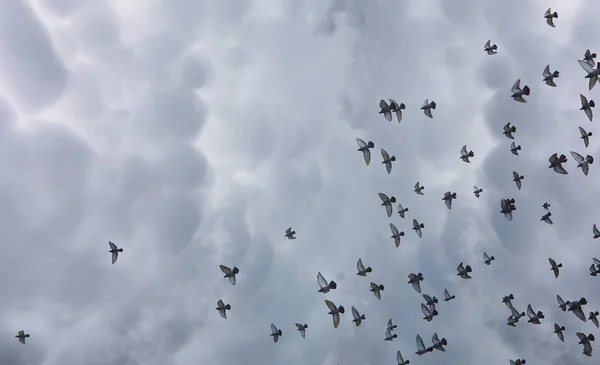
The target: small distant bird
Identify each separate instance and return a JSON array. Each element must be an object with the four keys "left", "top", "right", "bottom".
[
  {"left": 397, "top": 203, "right": 409, "bottom": 218},
  {"left": 590, "top": 258, "right": 600, "bottom": 276},
  {"left": 421, "top": 99, "right": 436, "bottom": 118},
  {"left": 414, "top": 182, "right": 425, "bottom": 195},
  {"left": 415, "top": 334, "right": 434, "bottom": 356},
  {"left": 580, "top": 94, "right": 595, "bottom": 121},
  {"left": 543, "top": 65, "right": 559, "bottom": 86},
  {"left": 385, "top": 327, "right": 398, "bottom": 341},
  {"left": 379, "top": 193, "right": 396, "bottom": 218},
  {"left": 584, "top": 49, "right": 597, "bottom": 66},
  {"left": 460, "top": 145, "right": 474, "bottom": 163},
  {"left": 457, "top": 262, "right": 472, "bottom": 279},
  {"left": 219, "top": 265, "right": 239, "bottom": 286},
  {"left": 484, "top": 40, "right": 498, "bottom": 55},
  {"left": 408, "top": 273, "right": 424, "bottom": 293},
  {"left": 412, "top": 219, "right": 425, "bottom": 238},
  {"left": 510, "top": 142, "right": 521, "bottom": 156},
  {"left": 356, "top": 258, "right": 372, "bottom": 276},
  {"left": 324, "top": 299, "right": 345, "bottom": 328},
  {"left": 473, "top": 186, "right": 483, "bottom": 198},
  {"left": 554, "top": 323, "right": 566, "bottom": 342},
  {"left": 351, "top": 306, "right": 366, "bottom": 327},
  {"left": 593, "top": 224, "right": 600, "bottom": 239},
  {"left": 500, "top": 198, "right": 516, "bottom": 221},
  {"left": 381, "top": 148, "right": 396, "bottom": 174},
  {"left": 589, "top": 311, "right": 599, "bottom": 328},
  {"left": 317, "top": 272, "right": 337, "bottom": 293},
  {"left": 370, "top": 282, "right": 385, "bottom": 300},
  {"left": 421, "top": 303, "right": 437, "bottom": 322},
  {"left": 577, "top": 59, "right": 600, "bottom": 91},
  {"left": 548, "top": 258, "right": 562, "bottom": 278},
  {"left": 390, "top": 223, "right": 405, "bottom": 247},
  {"left": 541, "top": 212, "right": 553, "bottom": 225},
  {"left": 295, "top": 323, "right": 308, "bottom": 338},
  {"left": 510, "top": 359, "right": 527, "bottom": 365},
  {"left": 511, "top": 79, "right": 530, "bottom": 103},
  {"left": 579, "top": 126, "right": 592, "bottom": 148},
  {"left": 576, "top": 332, "right": 594, "bottom": 357},
  {"left": 397, "top": 350, "right": 410, "bottom": 365},
  {"left": 548, "top": 153, "right": 568, "bottom": 175},
  {"left": 503, "top": 122, "right": 516, "bottom": 139},
  {"left": 570, "top": 151, "right": 594, "bottom": 176},
  {"left": 512, "top": 171, "right": 524, "bottom": 190},
  {"left": 431, "top": 333, "right": 447, "bottom": 352},
  {"left": 527, "top": 304, "right": 545, "bottom": 324},
  {"left": 15, "top": 330, "right": 29, "bottom": 344},
  {"left": 216, "top": 299, "right": 231, "bottom": 319},
  {"left": 379, "top": 99, "right": 394, "bottom": 121},
  {"left": 442, "top": 191, "right": 457, "bottom": 210},
  {"left": 483, "top": 252, "right": 495, "bottom": 265},
  {"left": 285, "top": 227, "right": 296, "bottom": 239},
  {"left": 270, "top": 324, "right": 282, "bottom": 343},
  {"left": 108, "top": 241, "right": 123, "bottom": 265},
  {"left": 387, "top": 318, "right": 397, "bottom": 331},
  {"left": 443, "top": 288, "right": 455, "bottom": 302},
  {"left": 557, "top": 294, "right": 570, "bottom": 311},
  {"left": 356, "top": 138, "right": 374, "bottom": 166},
  {"left": 543, "top": 202, "right": 551, "bottom": 210},
  {"left": 544, "top": 8, "right": 558, "bottom": 27},
  {"left": 389, "top": 99, "right": 406, "bottom": 123}
]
